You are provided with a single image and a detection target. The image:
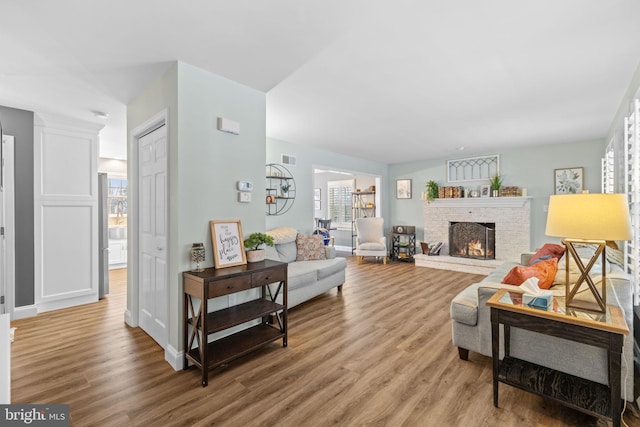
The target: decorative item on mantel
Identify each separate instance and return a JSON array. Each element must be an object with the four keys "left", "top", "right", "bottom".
[
  {"left": 243, "top": 232, "right": 275, "bottom": 263},
  {"left": 439, "top": 186, "right": 464, "bottom": 199},
  {"left": 423, "top": 180, "right": 439, "bottom": 203},
  {"left": 500, "top": 186, "right": 521, "bottom": 197},
  {"left": 190, "top": 243, "right": 206, "bottom": 272},
  {"left": 489, "top": 174, "right": 503, "bottom": 197}
]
